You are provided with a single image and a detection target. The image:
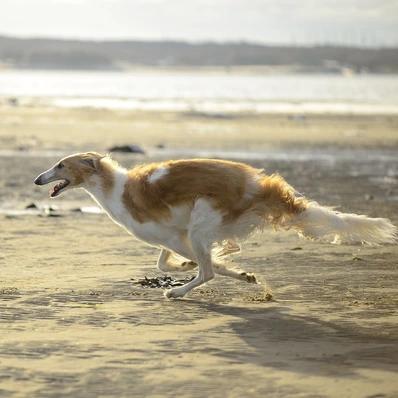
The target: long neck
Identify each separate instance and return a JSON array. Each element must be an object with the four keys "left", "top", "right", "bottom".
[{"left": 84, "top": 158, "right": 128, "bottom": 219}]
